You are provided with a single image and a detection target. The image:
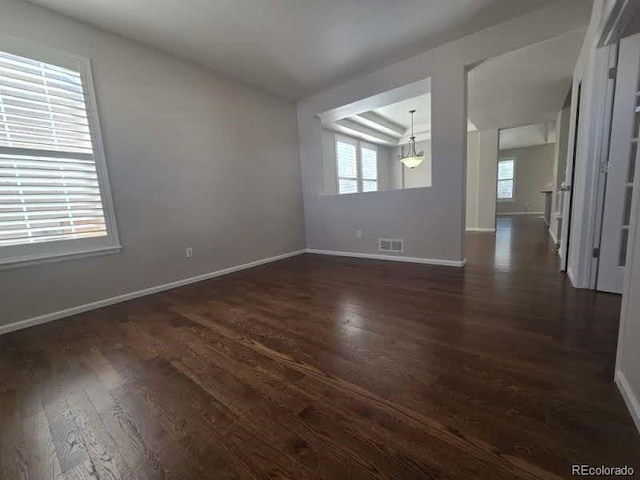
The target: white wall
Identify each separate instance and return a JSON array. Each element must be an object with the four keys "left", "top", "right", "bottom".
[
  {"left": 298, "top": 2, "right": 589, "bottom": 264},
  {"left": 477, "top": 130, "right": 500, "bottom": 230},
  {"left": 466, "top": 132, "right": 480, "bottom": 229},
  {"left": 496, "top": 144, "right": 555, "bottom": 214},
  {"left": 0, "top": 0, "right": 305, "bottom": 328},
  {"left": 466, "top": 129, "right": 499, "bottom": 231}
]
